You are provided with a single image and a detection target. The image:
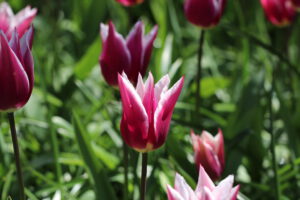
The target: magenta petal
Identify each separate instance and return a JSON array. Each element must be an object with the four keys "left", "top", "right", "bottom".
[
  {"left": 167, "top": 185, "right": 185, "bottom": 200},
  {"left": 100, "top": 22, "right": 131, "bottom": 86},
  {"left": 153, "top": 77, "right": 184, "bottom": 148},
  {"left": 0, "top": 32, "right": 30, "bottom": 111},
  {"left": 118, "top": 74, "right": 149, "bottom": 150},
  {"left": 126, "top": 21, "right": 144, "bottom": 83},
  {"left": 13, "top": 6, "right": 37, "bottom": 38},
  {"left": 116, "top": 0, "right": 144, "bottom": 6}
]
